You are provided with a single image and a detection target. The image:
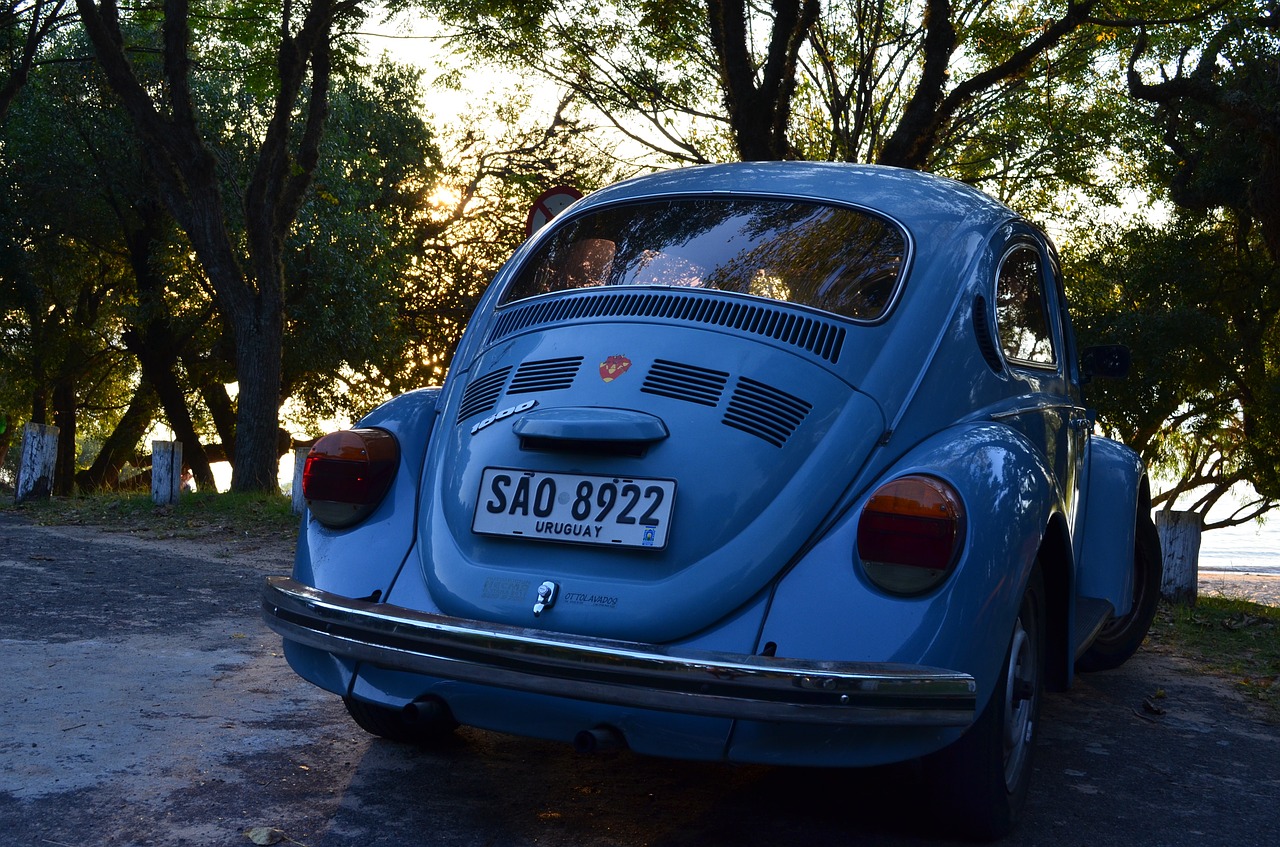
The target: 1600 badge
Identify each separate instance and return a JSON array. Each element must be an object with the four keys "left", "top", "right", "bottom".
[{"left": 471, "top": 468, "right": 676, "bottom": 549}]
